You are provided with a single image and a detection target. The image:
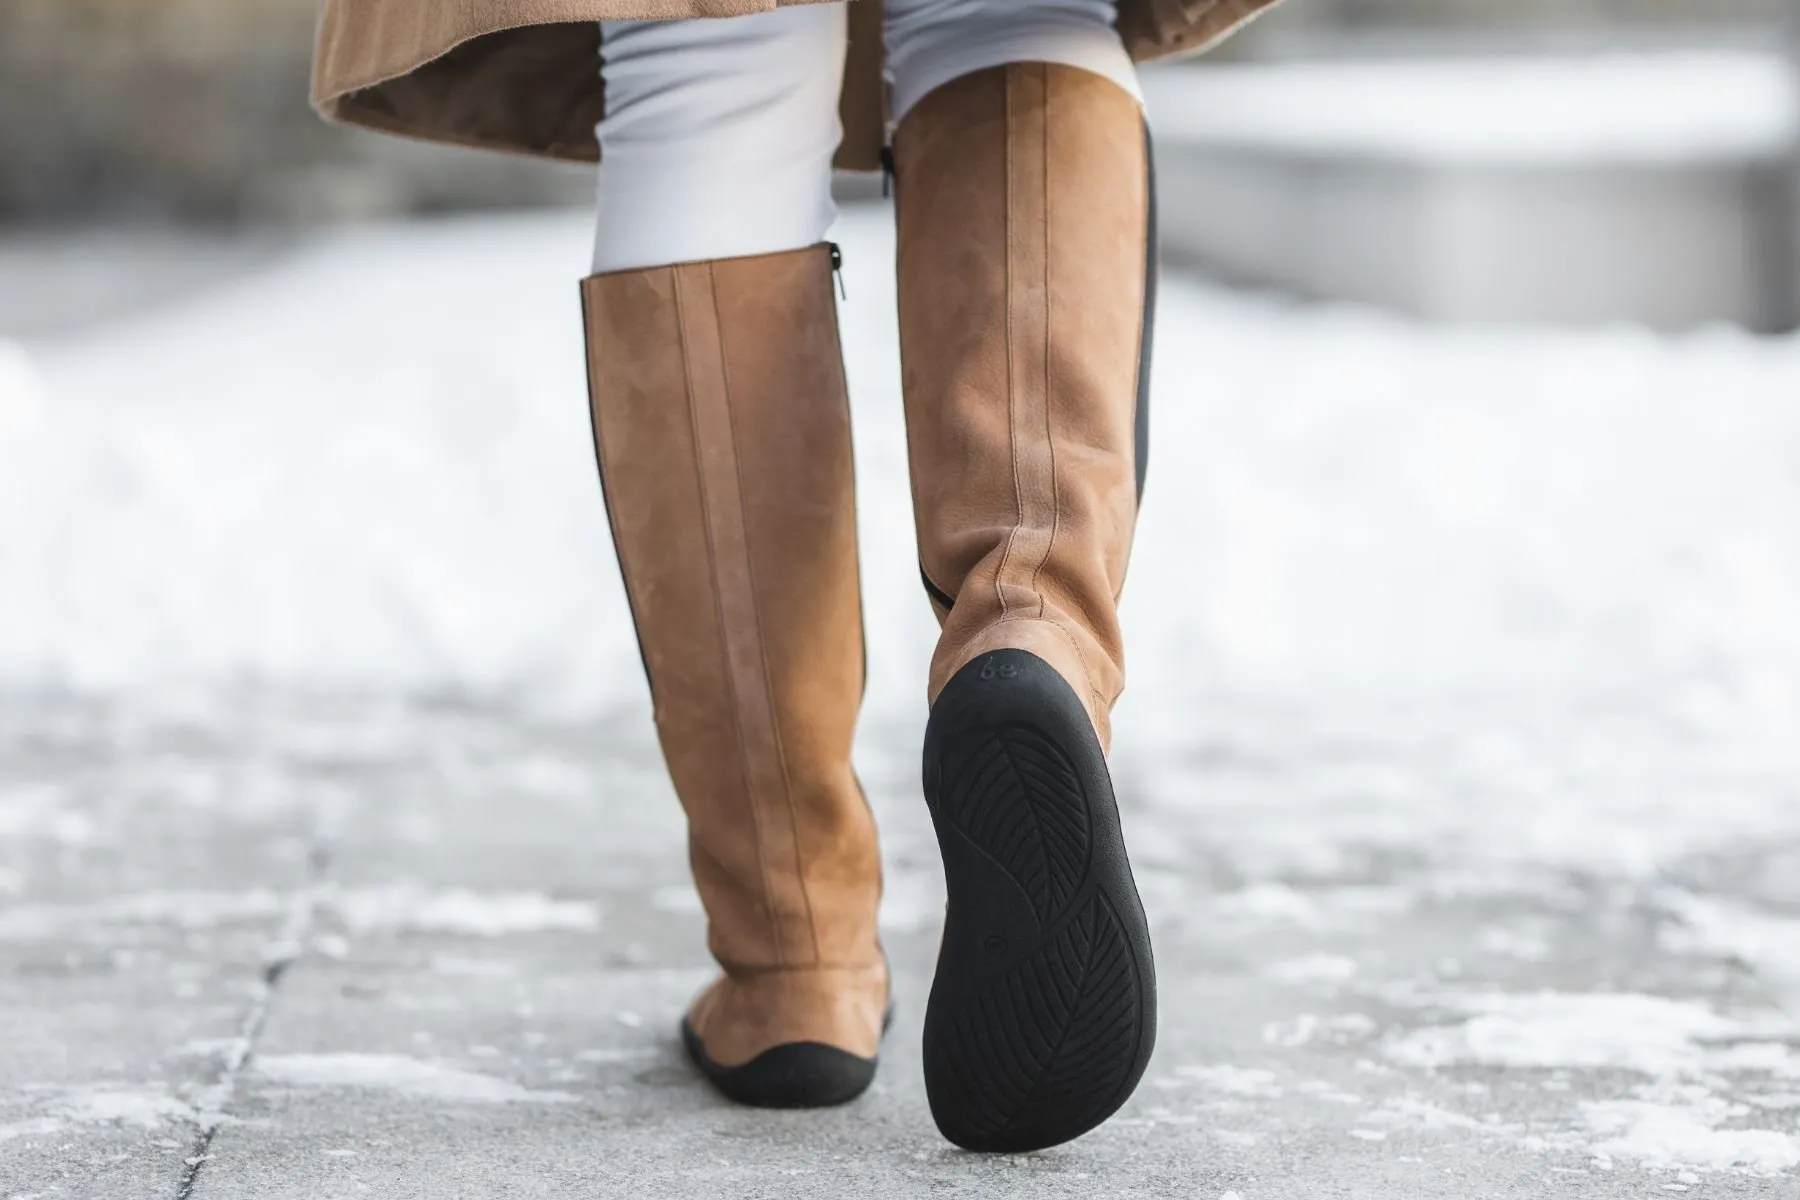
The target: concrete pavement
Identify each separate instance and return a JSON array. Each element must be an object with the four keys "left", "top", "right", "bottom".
[{"left": 4, "top": 687, "right": 1797, "bottom": 1198}]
